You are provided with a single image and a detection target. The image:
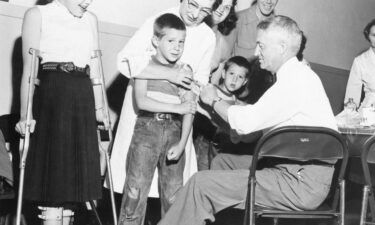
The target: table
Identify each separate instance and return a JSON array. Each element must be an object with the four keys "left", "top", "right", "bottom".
[
  {"left": 338, "top": 126, "right": 375, "bottom": 184},
  {"left": 339, "top": 126, "right": 375, "bottom": 223}
]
